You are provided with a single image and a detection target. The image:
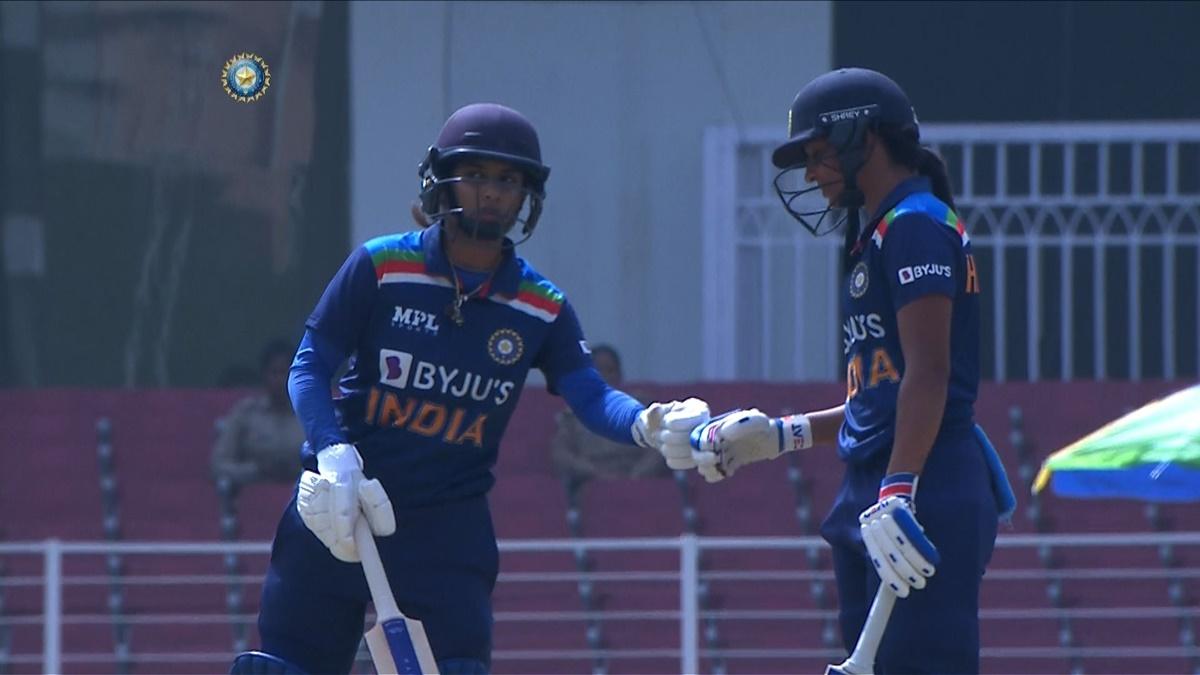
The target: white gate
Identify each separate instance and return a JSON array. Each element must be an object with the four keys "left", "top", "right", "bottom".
[{"left": 702, "top": 122, "right": 1200, "bottom": 382}]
